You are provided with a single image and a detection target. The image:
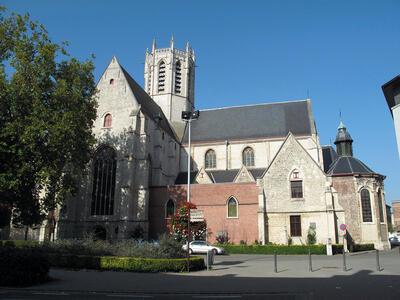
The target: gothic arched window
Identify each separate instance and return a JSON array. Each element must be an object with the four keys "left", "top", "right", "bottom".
[
  {"left": 361, "top": 189, "right": 373, "bottom": 222},
  {"left": 290, "top": 169, "right": 303, "bottom": 199},
  {"left": 91, "top": 146, "right": 117, "bottom": 215},
  {"left": 227, "top": 197, "right": 238, "bottom": 218},
  {"left": 165, "top": 199, "right": 175, "bottom": 218},
  {"left": 242, "top": 147, "right": 255, "bottom": 167},
  {"left": 205, "top": 149, "right": 216, "bottom": 169},
  {"left": 103, "top": 113, "right": 112, "bottom": 128},
  {"left": 158, "top": 61, "right": 166, "bottom": 92},
  {"left": 175, "top": 60, "right": 182, "bottom": 94}
]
